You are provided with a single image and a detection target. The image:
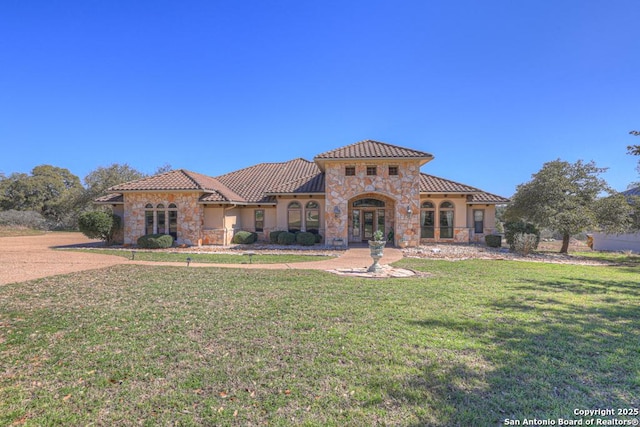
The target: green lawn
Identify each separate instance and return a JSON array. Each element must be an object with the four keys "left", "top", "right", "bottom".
[
  {"left": 67, "top": 248, "right": 334, "bottom": 264},
  {"left": 1, "top": 259, "right": 638, "bottom": 426}
]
